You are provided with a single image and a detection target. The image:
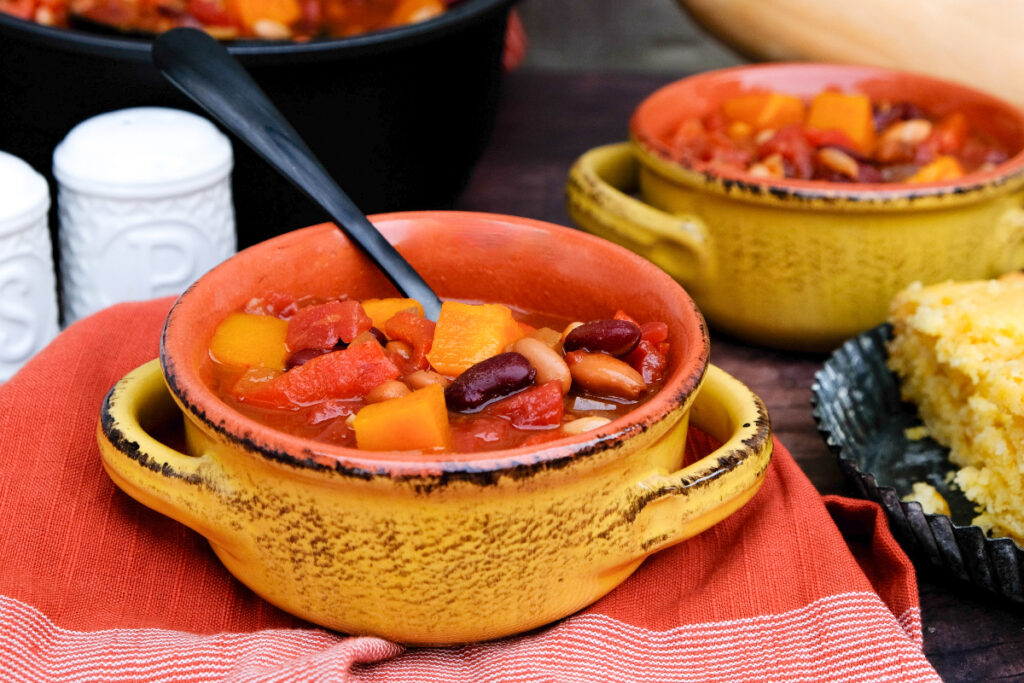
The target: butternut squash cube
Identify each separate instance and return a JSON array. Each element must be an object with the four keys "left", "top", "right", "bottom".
[
  {"left": 361, "top": 298, "right": 424, "bottom": 330},
  {"left": 425, "top": 302, "right": 524, "bottom": 376},
  {"left": 353, "top": 383, "right": 451, "bottom": 451},
  {"left": 806, "top": 91, "right": 875, "bottom": 155},
  {"left": 209, "top": 313, "right": 289, "bottom": 371},
  {"left": 228, "top": 0, "right": 300, "bottom": 30},
  {"left": 907, "top": 156, "right": 964, "bottom": 183},
  {"left": 722, "top": 92, "right": 805, "bottom": 131}
]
